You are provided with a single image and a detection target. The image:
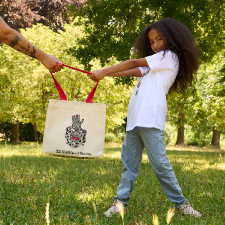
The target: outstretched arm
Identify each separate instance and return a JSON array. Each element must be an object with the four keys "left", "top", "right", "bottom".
[
  {"left": 89, "top": 58, "right": 148, "bottom": 81},
  {"left": 0, "top": 17, "right": 62, "bottom": 73}
]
